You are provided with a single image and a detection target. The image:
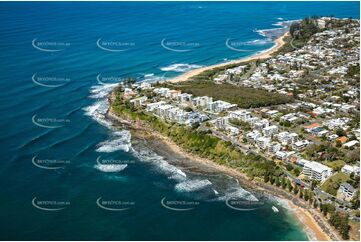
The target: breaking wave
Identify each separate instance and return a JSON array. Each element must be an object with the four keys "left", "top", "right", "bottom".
[
  {"left": 83, "top": 100, "right": 113, "bottom": 128},
  {"left": 132, "top": 147, "right": 188, "bottom": 182},
  {"left": 96, "top": 130, "right": 132, "bottom": 153},
  {"left": 175, "top": 179, "right": 212, "bottom": 192},
  {"left": 160, "top": 63, "right": 202, "bottom": 72},
  {"left": 89, "top": 83, "right": 118, "bottom": 99},
  {"left": 216, "top": 186, "right": 259, "bottom": 202},
  {"left": 94, "top": 164, "right": 128, "bottom": 172},
  {"left": 255, "top": 19, "right": 300, "bottom": 39}
]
